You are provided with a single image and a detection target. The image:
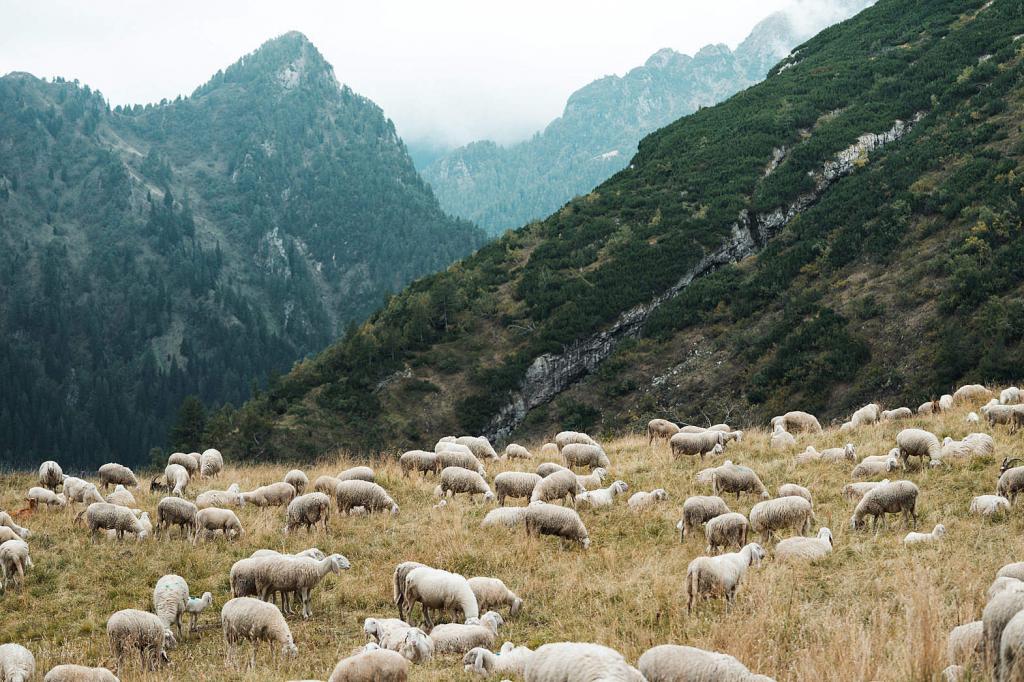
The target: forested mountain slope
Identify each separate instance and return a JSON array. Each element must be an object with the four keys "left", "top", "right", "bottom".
[
  {"left": 0, "top": 32, "right": 484, "bottom": 468},
  {"left": 422, "top": 1, "right": 873, "bottom": 235}
]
